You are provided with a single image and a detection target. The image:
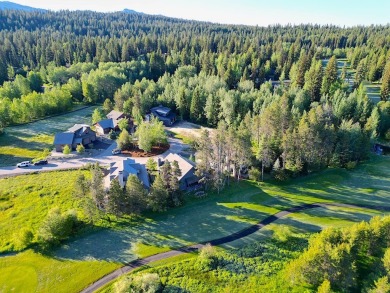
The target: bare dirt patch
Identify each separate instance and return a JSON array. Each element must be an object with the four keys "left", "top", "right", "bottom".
[{"left": 166, "top": 121, "right": 214, "bottom": 138}]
